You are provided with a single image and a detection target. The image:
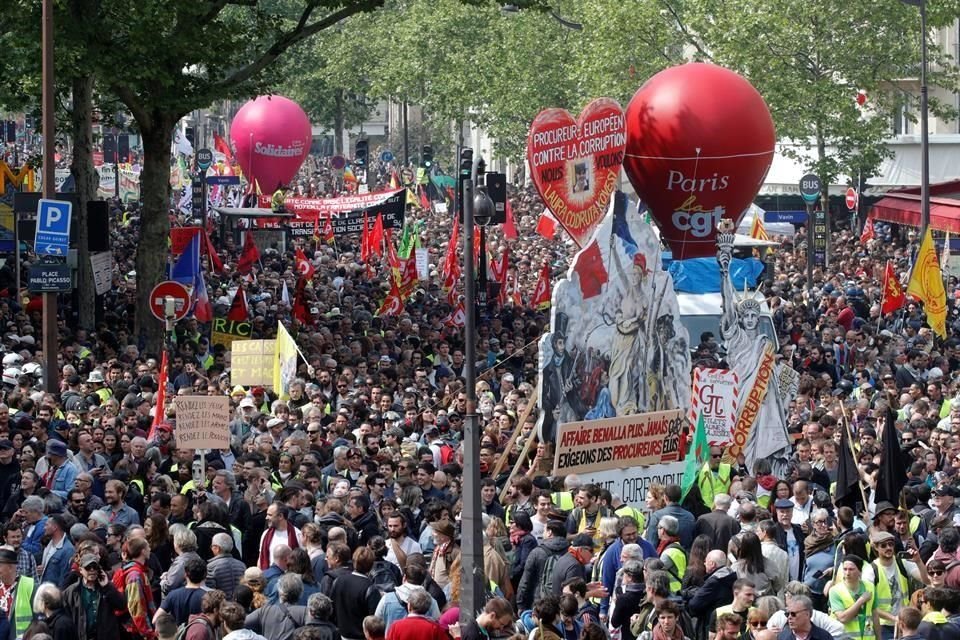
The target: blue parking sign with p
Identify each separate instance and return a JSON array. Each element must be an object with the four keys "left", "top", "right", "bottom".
[{"left": 35, "top": 199, "right": 73, "bottom": 257}]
